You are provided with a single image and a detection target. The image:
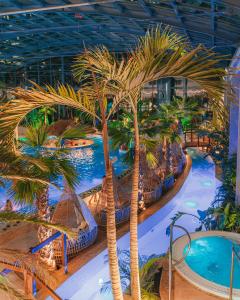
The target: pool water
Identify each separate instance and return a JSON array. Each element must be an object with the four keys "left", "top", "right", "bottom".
[
  {"left": 0, "top": 136, "right": 128, "bottom": 210},
  {"left": 184, "top": 236, "right": 240, "bottom": 288},
  {"left": 49, "top": 148, "right": 221, "bottom": 300}
]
